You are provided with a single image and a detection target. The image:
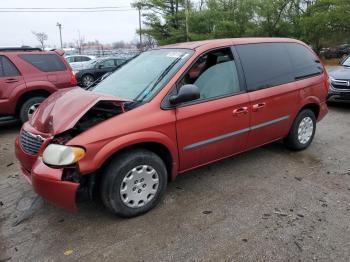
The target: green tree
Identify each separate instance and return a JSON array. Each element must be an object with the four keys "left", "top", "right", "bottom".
[{"left": 134, "top": 0, "right": 350, "bottom": 51}]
